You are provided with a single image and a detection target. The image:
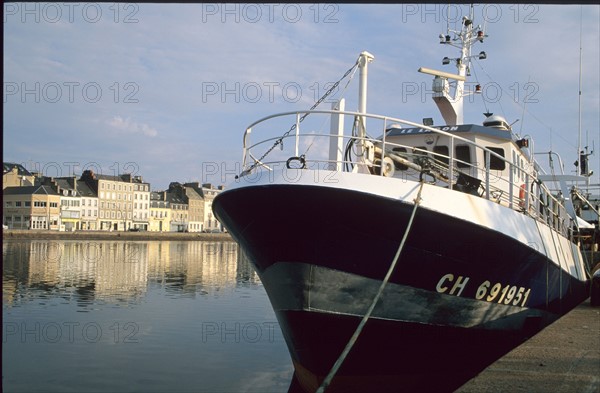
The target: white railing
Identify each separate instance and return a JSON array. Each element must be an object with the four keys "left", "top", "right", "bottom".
[{"left": 240, "top": 109, "right": 573, "bottom": 236}]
